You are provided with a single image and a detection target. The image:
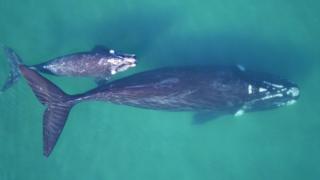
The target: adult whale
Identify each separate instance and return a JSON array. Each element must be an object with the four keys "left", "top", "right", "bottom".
[
  {"left": 0, "top": 44, "right": 136, "bottom": 93},
  {"left": 18, "top": 65, "right": 300, "bottom": 157}
]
